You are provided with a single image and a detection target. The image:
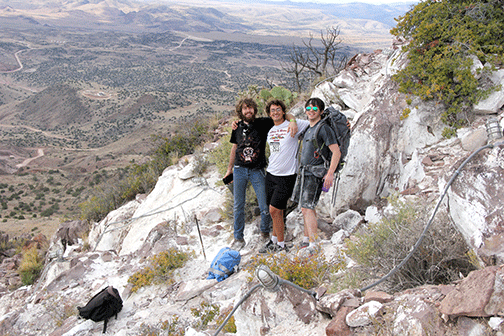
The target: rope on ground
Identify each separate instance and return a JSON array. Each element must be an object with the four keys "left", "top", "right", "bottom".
[{"left": 360, "top": 141, "right": 502, "bottom": 292}]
